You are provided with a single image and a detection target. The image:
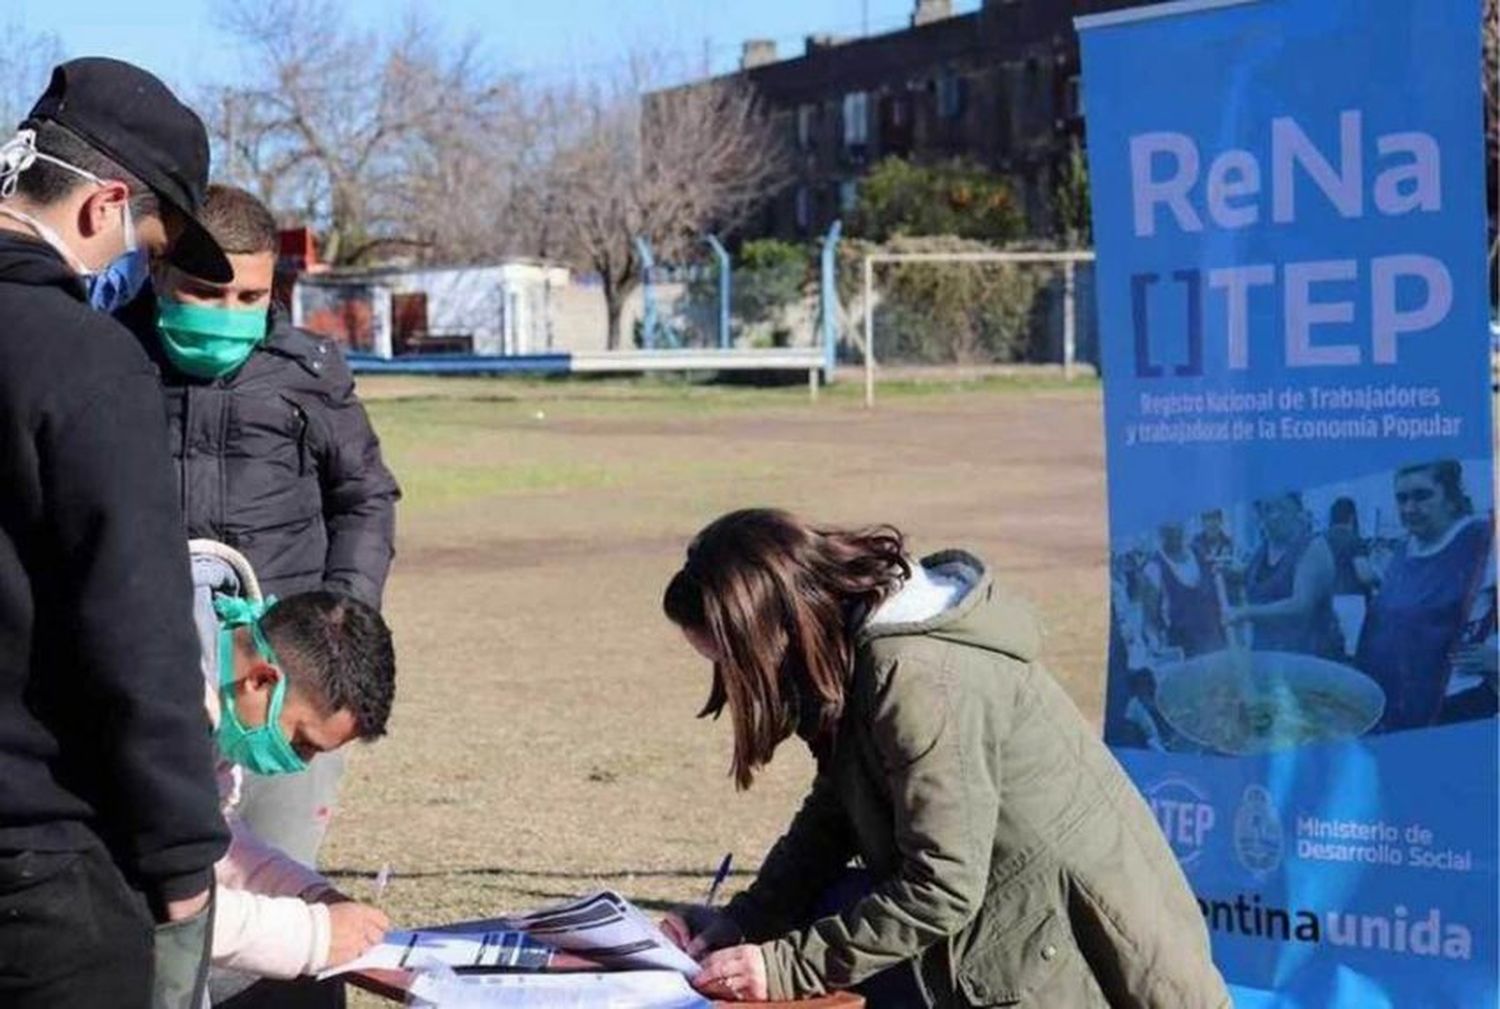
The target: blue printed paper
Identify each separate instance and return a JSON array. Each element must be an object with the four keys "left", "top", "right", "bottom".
[{"left": 1077, "top": 0, "right": 1496, "bottom": 1004}]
